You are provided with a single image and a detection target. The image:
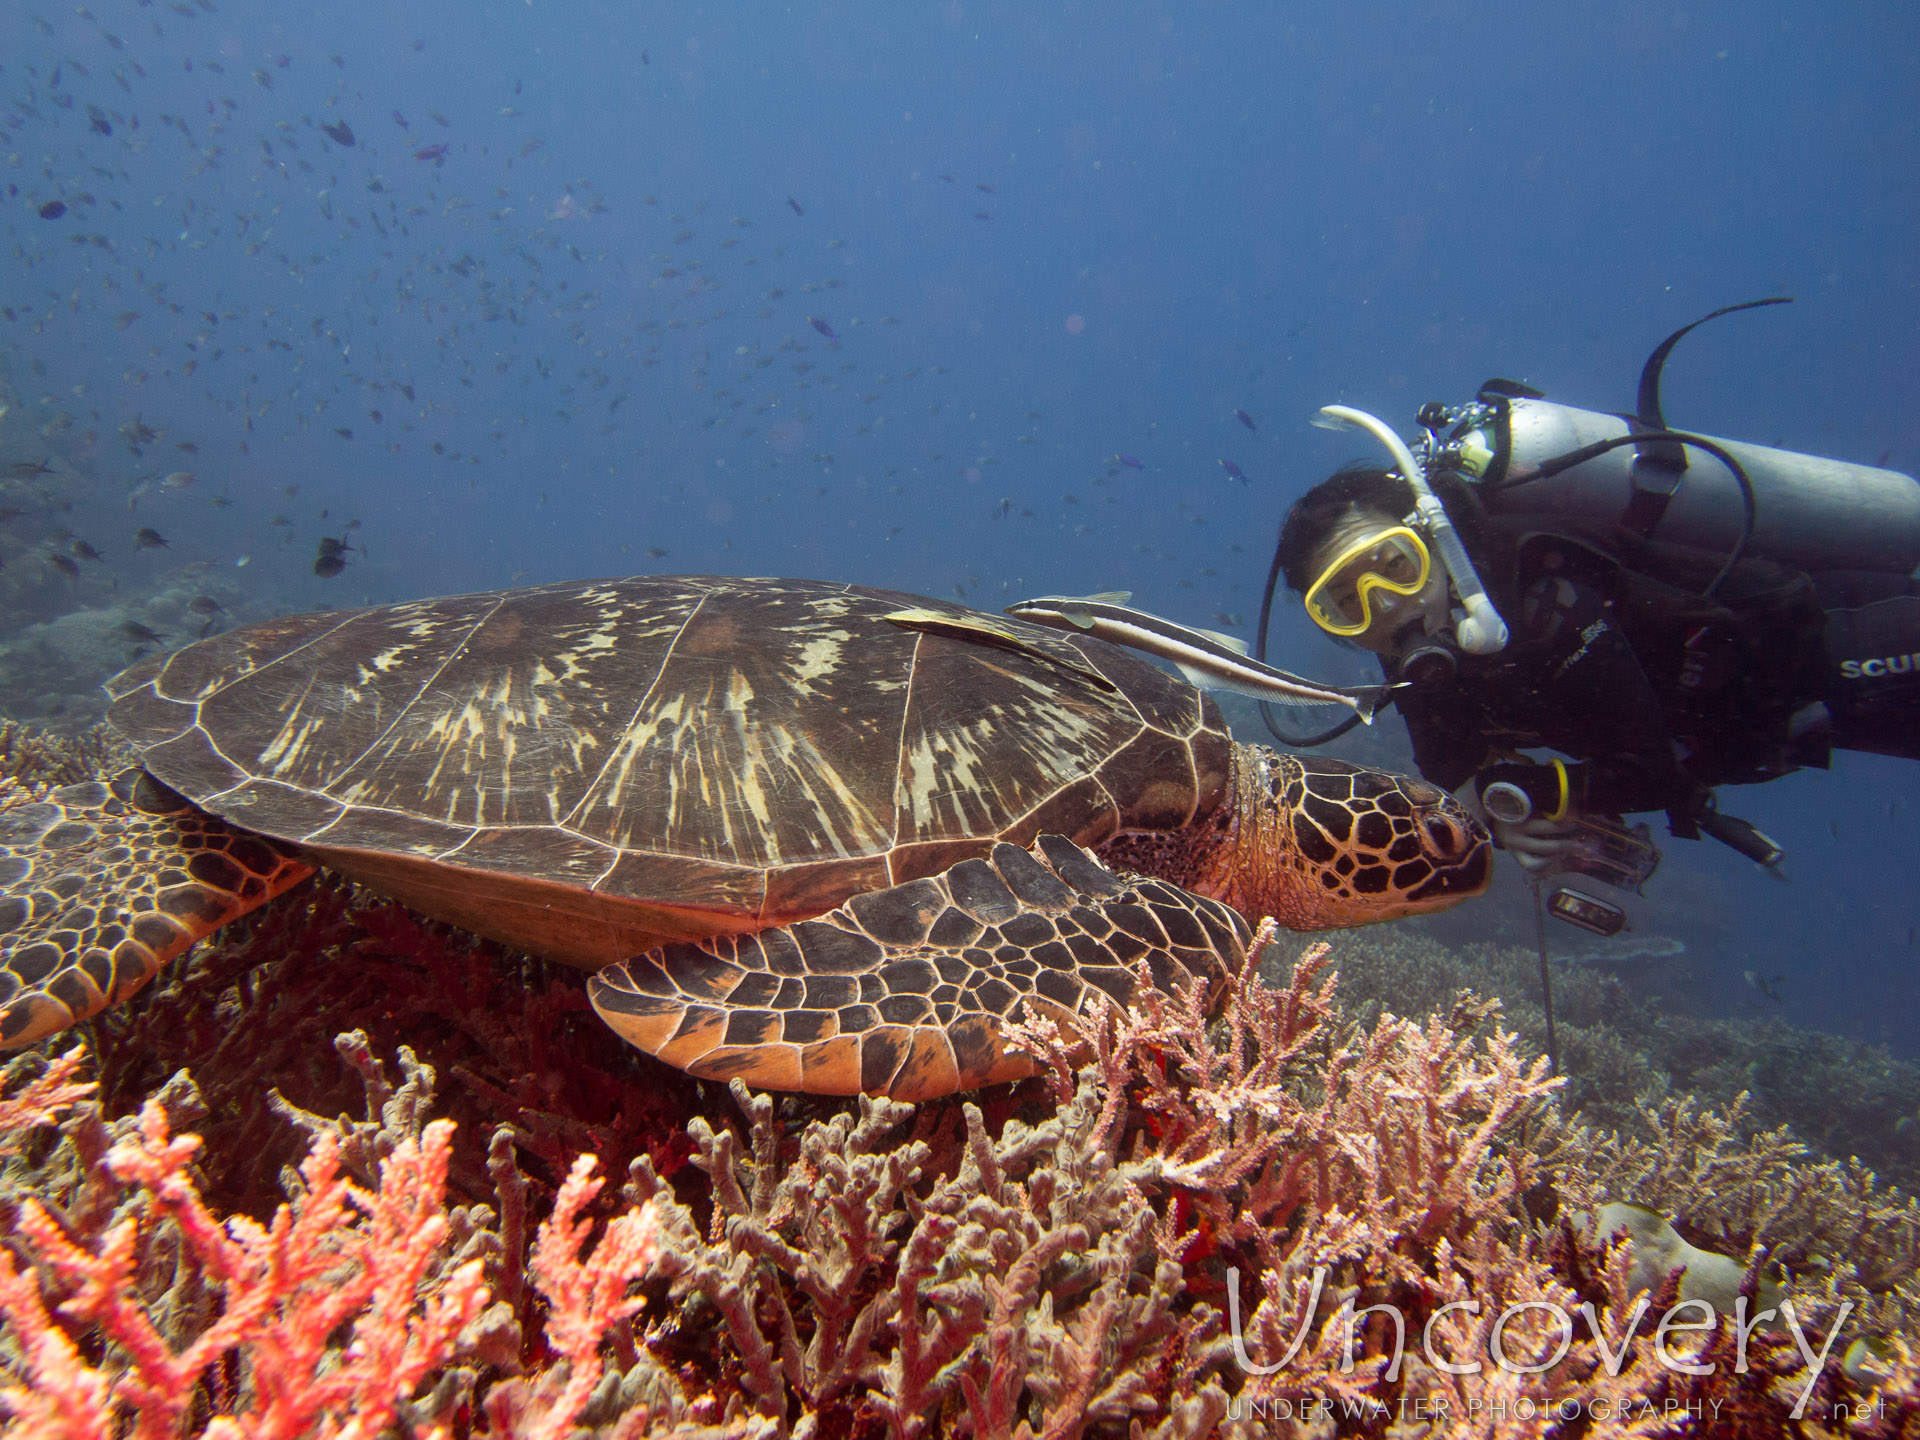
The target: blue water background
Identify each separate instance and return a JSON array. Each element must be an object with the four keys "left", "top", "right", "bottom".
[{"left": 3, "top": 3, "right": 1916, "bottom": 1052}]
